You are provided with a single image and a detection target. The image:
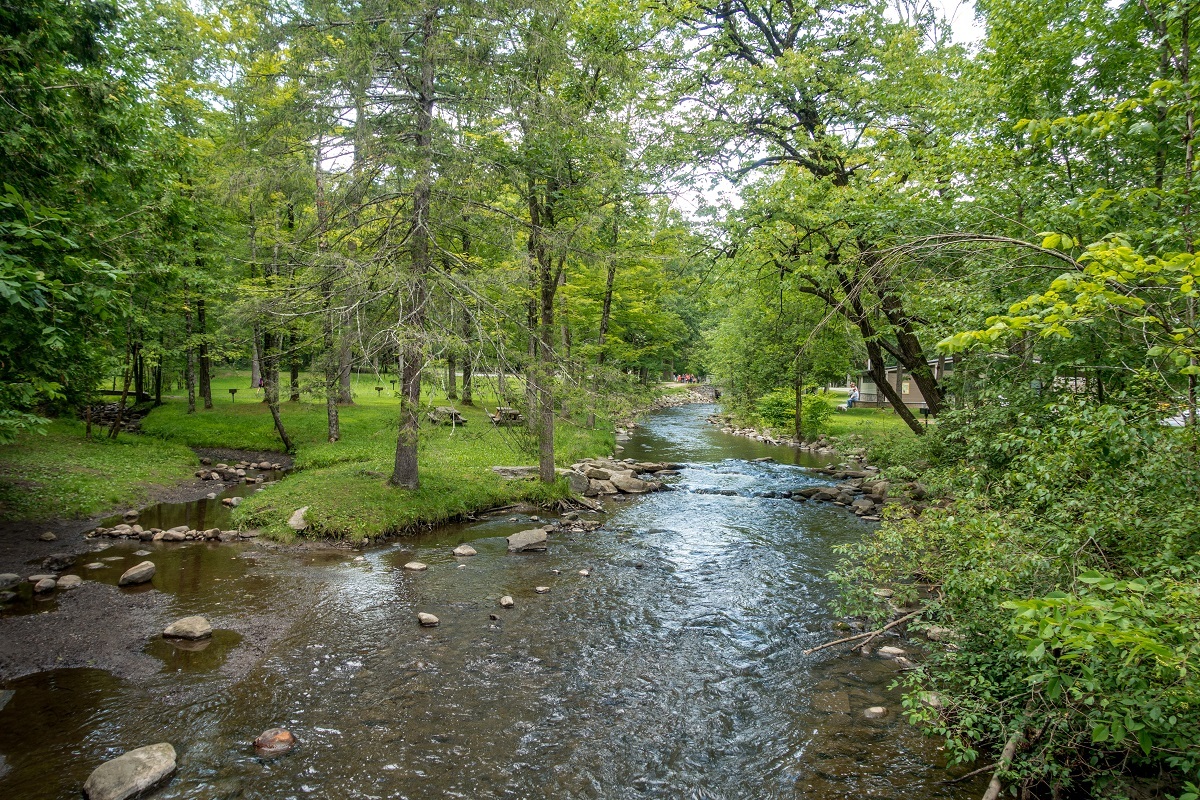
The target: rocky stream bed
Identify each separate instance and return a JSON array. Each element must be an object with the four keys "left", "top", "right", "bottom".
[{"left": 0, "top": 404, "right": 983, "bottom": 800}]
